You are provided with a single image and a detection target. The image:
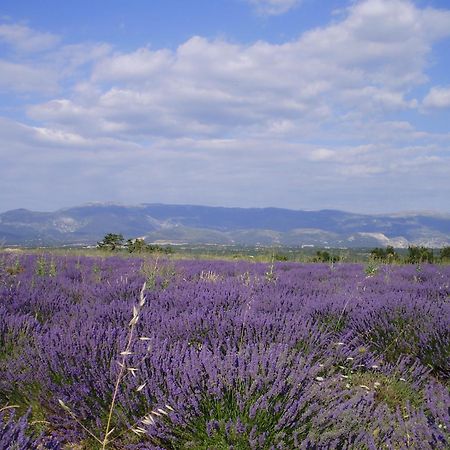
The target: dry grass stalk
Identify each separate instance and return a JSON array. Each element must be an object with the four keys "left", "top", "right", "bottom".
[
  {"left": 101, "top": 282, "right": 147, "bottom": 449},
  {"left": 57, "top": 281, "right": 150, "bottom": 449},
  {"left": 0, "top": 404, "right": 20, "bottom": 414}
]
